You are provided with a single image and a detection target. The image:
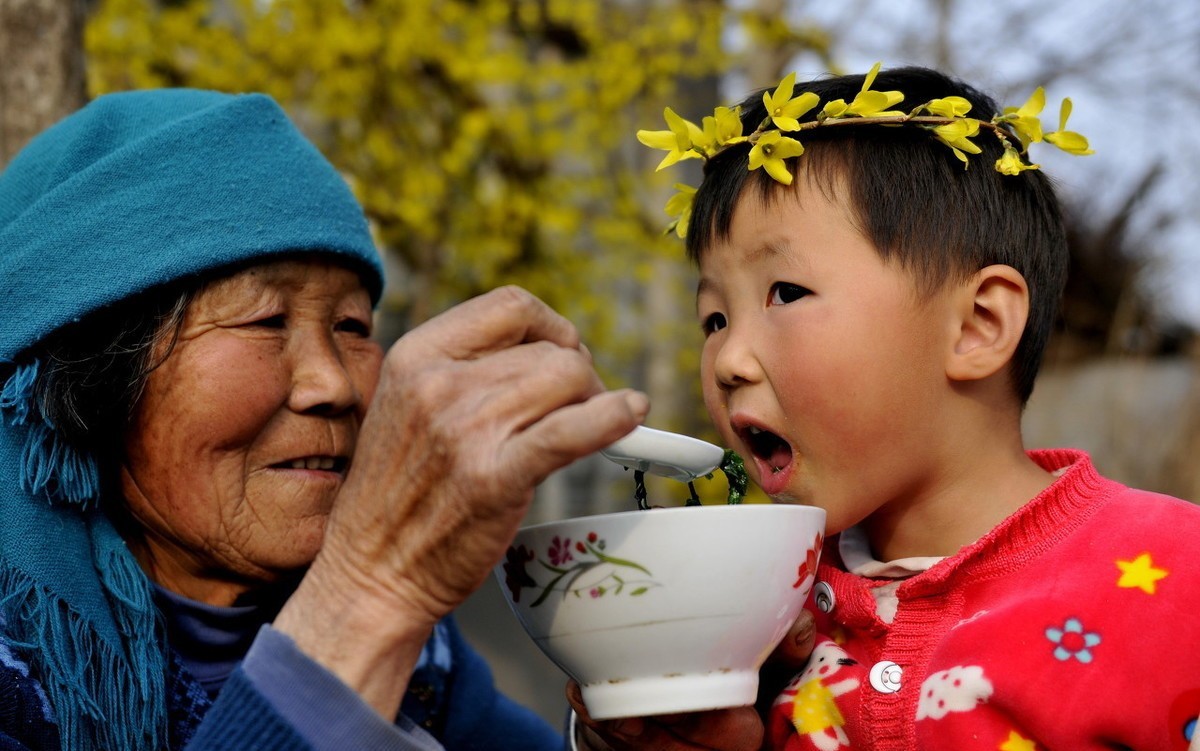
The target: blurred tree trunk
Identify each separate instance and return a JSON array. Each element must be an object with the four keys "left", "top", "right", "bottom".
[
  {"left": 929, "top": 0, "right": 955, "bottom": 70},
  {"left": 0, "top": 0, "right": 88, "bottom": 168},
  {"left": 745, "top": 0, "right": 789, "bottom": 85}
]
